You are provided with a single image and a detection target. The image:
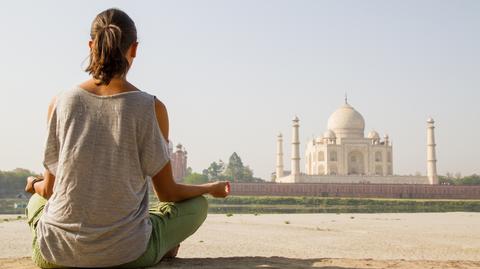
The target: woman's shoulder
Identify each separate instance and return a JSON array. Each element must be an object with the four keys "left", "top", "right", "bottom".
[
  {"left": 59, "top": 85, "right": 154, "bottom": 101},
  {"left": 52, "top": 84, "right": 164, "bottom": 112}
]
